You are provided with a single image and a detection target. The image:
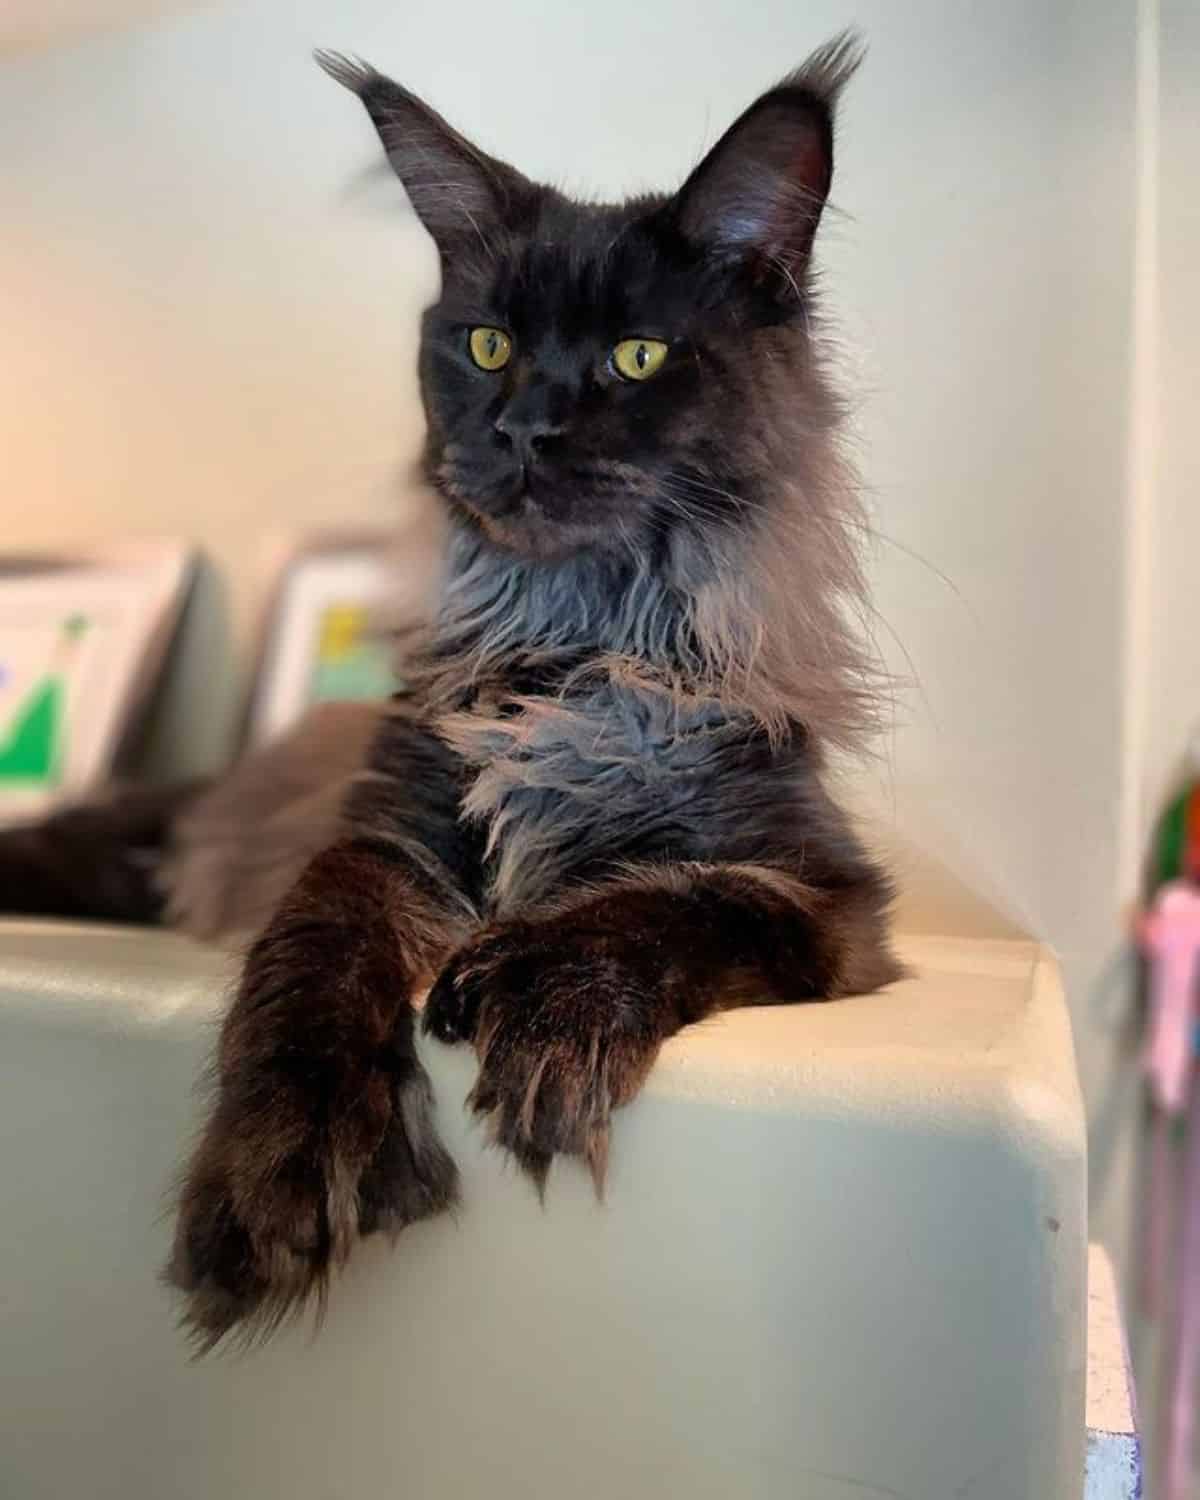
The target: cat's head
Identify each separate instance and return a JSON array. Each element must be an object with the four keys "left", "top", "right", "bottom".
[{"left": 319, "top": 37, "right": 859, "bottom": 563}]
